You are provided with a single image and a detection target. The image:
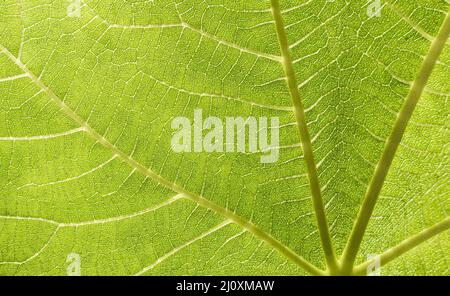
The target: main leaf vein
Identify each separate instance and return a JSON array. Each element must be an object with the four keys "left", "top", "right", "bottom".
[{"left": 0, "top": 43, "right": 323, "bottom": 276}]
